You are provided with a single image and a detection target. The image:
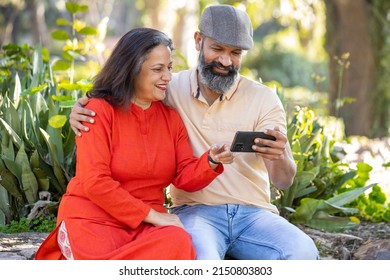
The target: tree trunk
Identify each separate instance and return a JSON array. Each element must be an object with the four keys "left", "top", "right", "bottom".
[
  {"left": 325, "top": 0, "right": 375, "bottom": 136},
  {"left": 26, "top": 0, "right": 48, "bottom": 46}
]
